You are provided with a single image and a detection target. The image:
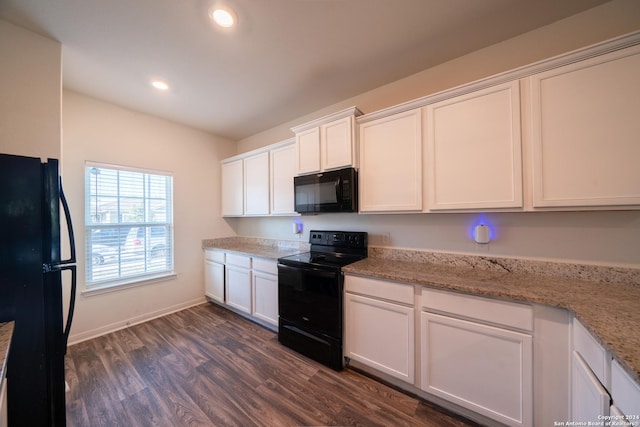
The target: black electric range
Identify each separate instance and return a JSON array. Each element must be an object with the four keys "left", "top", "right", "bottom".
[{"left": 277, "top": 230, "right": 367, "bottom": 370}]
